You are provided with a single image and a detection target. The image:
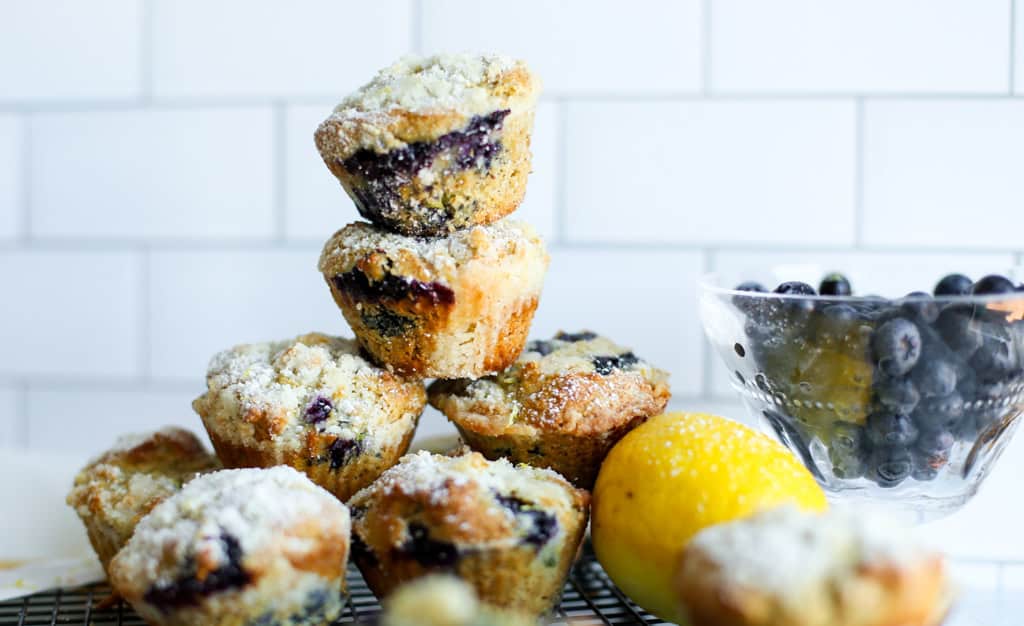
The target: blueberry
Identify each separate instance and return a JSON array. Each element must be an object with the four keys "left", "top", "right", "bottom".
[
  {"left": 873, "top": 375, "right": 920, "bottom": 415},
  {"left": 900, "top": 292, "right": 939, "bottom": 324},
  {"left": 916, "top": 428, "right": 955, "bottom": 457},
  {"left": 144, "top": 533, "right": 250, "bottom": 609},
  {"left": 522, "top": 510, "right": 558, "bottom": 548},
  {"left": 866, "top": 410, "right": 919, "bottom": 447},
  {"left": 819, "top": 273, "right": 852, "bottom": 297},
  {"left": 735, "top": 281, "right": 767, "bottom": 293},
  {"left": 400, "top": 522, "right": 459, "bottom": 568},
  {"left": 952, "top": 414, "right": 980, "bottom": 441},
  {"left": 303, "top": 396, "right": 333, "bottom": 424},
  {"left": 871, "top": 318, "right": 922, "bottom": 376},
  {"left": 934, "top": 274, "right": 973, "bottom": 296},
  {"left": 732, "top": 281, "right": 768, "bottom": 316},
  {"left": 361, "top": 309, "right": 414, "bottom": 338},
  {"left": 555, "top": 331, "right": 597, "bottom": 342},
  {"left": 912, "top": 359, "right": 958, "bottom": 398},
  {"left": 970, "top": 326, "right": 1019, "bottom": 383},
  {"left": 775, "top": 281, "right": 817, "bottom": 296},
  {"left": 935, "top": 306, "right": 983, "bottom": 357},
  {"left": 815, "top": 304, "right": 861, "bottom": 339},
  {"left": 912, "top": 429, "right": 954, "bottom": 481},
  {"left": 592, "top": 352, "right": 639, "bottom": 375},
  {"left": 870, "top": 446, "right": 913, "bottom": 488},
  {"left": 526, "top": 340, "right": 554, "bottom": 356},
  {"left": 914, "top": 391, "right": 965, "bottom": 431},
  {"left": 972, "top": 275, "right": 1017, "bottom": 296},
  {"left": 328, "top": 437, "right": 361, "bottom": 469}
]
